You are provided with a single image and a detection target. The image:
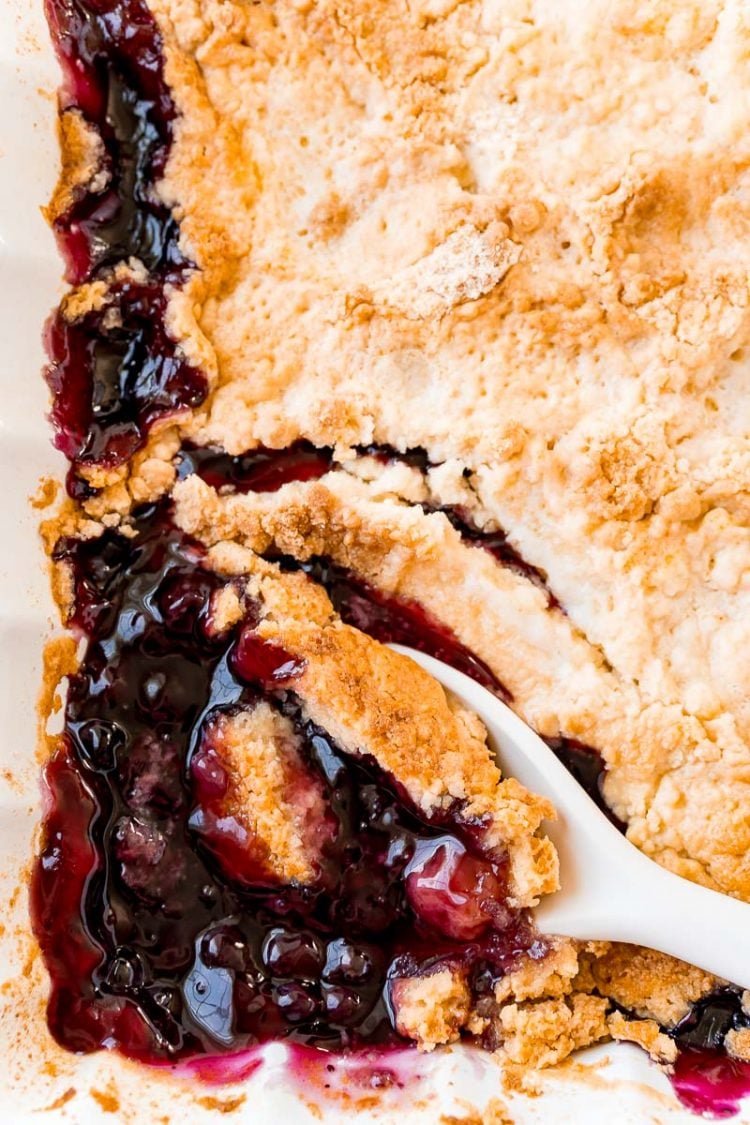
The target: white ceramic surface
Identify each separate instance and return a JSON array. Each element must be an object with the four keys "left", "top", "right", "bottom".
[{"left": 0, "top": 3, "right": 743, "bottom": 1121}]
